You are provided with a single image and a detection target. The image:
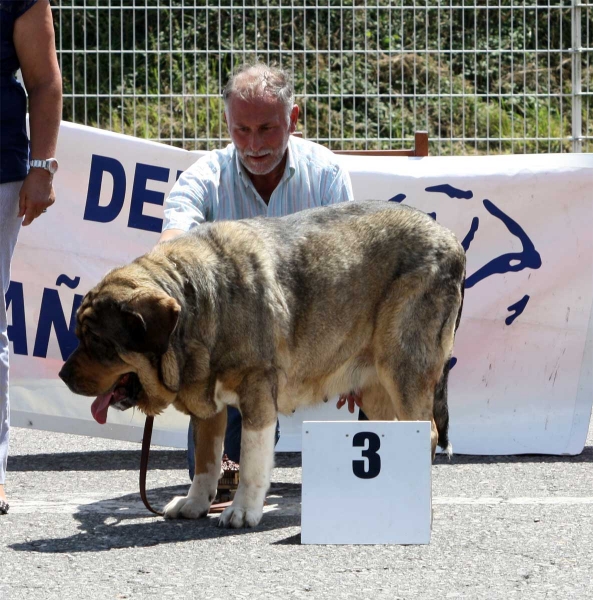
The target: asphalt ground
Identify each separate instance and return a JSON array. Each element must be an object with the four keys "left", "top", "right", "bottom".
[{"left": 1, "top": 418, "right": 593, "bottom": 600}]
